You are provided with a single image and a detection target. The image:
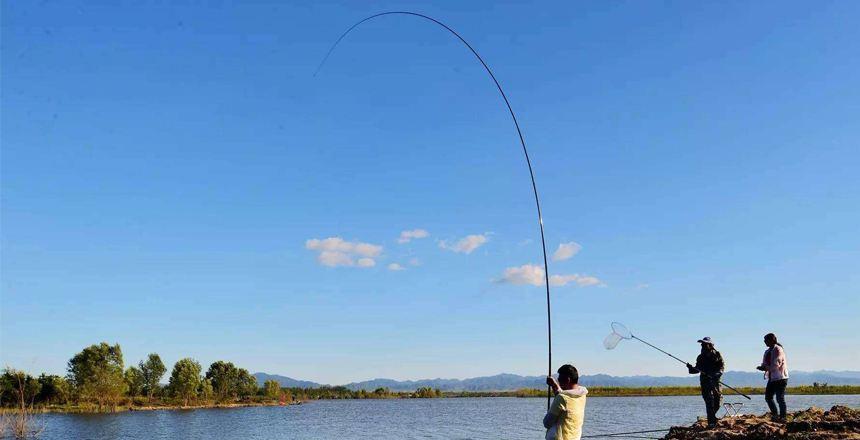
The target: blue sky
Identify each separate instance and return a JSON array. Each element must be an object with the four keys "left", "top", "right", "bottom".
[{"left": 2, "top": 1, "right": 859, "bottom": 384}]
